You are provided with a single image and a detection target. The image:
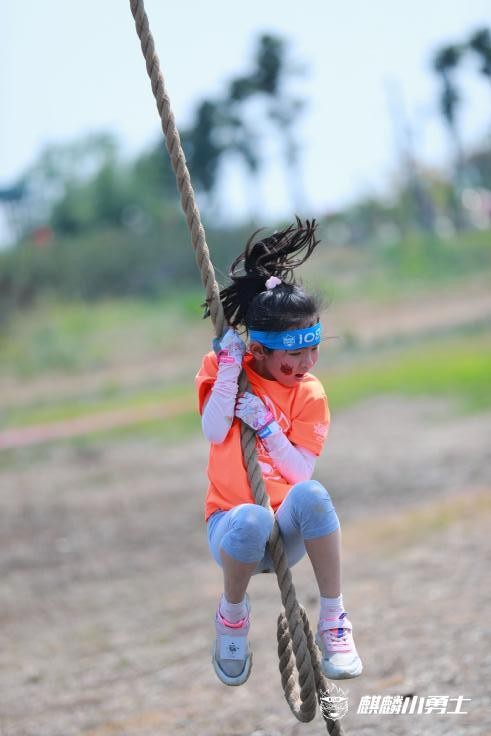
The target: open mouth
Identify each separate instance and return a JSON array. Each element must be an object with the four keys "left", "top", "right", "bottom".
[{"left": 294, "top": 373, "right": 305, "bottom": 379}]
